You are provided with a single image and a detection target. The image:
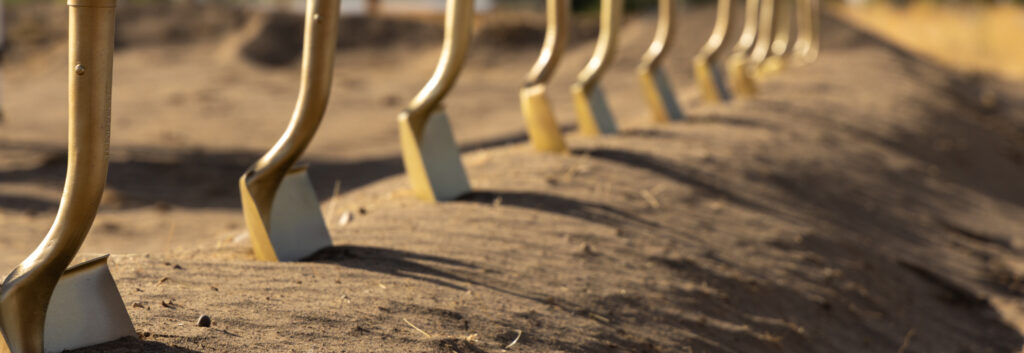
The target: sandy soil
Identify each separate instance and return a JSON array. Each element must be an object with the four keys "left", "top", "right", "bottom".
[{"left": 1, "top": 3, "right": 1024, "bottom": 353}]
